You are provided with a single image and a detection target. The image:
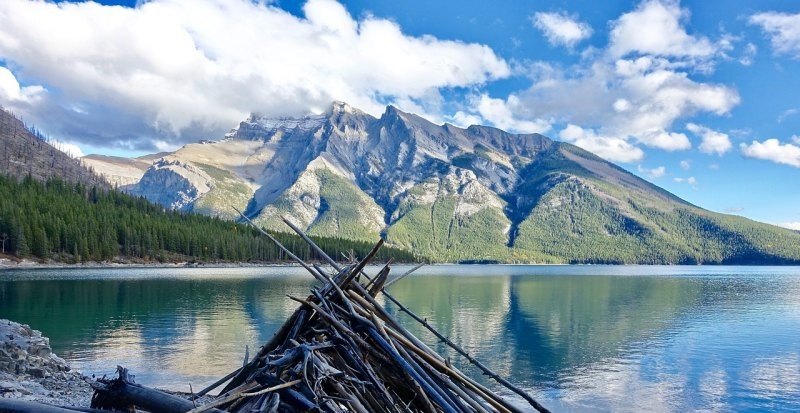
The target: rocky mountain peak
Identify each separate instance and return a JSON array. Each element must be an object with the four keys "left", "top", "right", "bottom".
[
  {"left": 326, "top": 101, "right": 361, "bottom": 116},
  {"left": 86, "top": 102, "right": 800, "bottom": 264}
]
